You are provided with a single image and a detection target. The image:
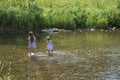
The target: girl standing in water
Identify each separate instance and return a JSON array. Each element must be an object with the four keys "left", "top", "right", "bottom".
[
  {"left": 46, "top": 36, "right": 53, "bottom": 56},
  {"left": 28, "top": 31, "right": 37, "bottom": 56}
]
